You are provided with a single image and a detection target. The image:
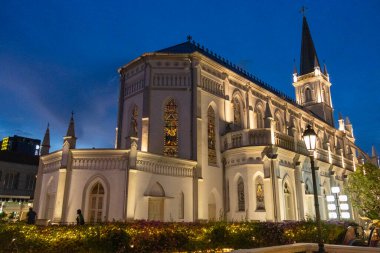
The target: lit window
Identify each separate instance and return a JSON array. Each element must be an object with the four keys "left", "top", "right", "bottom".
[
  {"left": 163, "top": 99, "right": 178, "bottom": 157},
  {"left": 256, "top": 176, "right": 265, "bottom": 211},
  {"left": 88, "top": 182, "right": 105, "bottom": 223},
  {"left": 237, "top": 177, "right": 245, "bottom": 212},
  {"left": 208, "top": 106, "right": 217, "bottom": 165}
]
